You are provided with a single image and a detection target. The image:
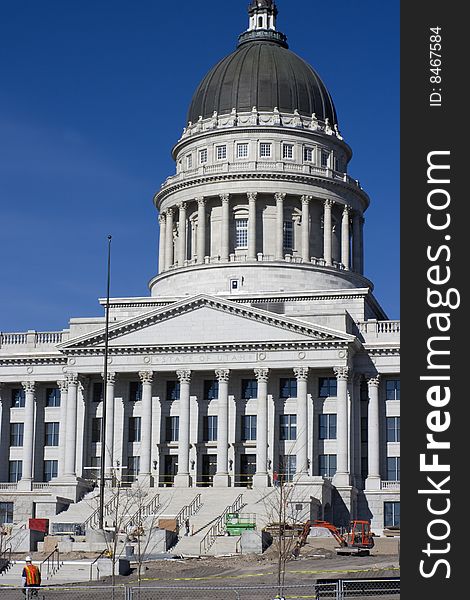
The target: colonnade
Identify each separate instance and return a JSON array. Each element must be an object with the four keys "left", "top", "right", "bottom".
[
  {"left": 158, "top": 194, "right": 364, "bottom": 275},
  {"left": 0, "top": 370, "right": 383, "bottom": 490}
]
